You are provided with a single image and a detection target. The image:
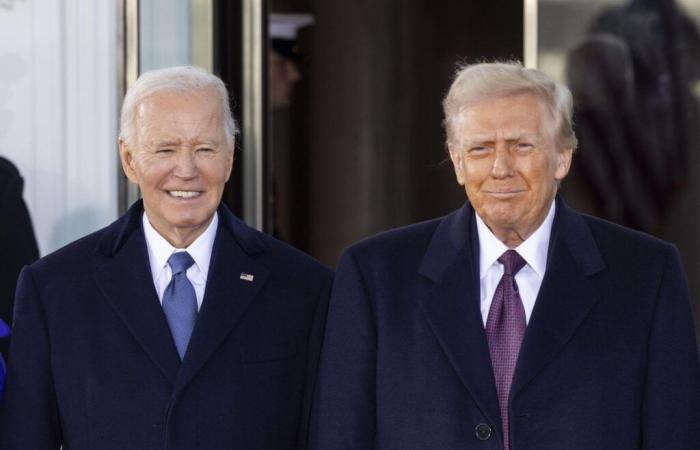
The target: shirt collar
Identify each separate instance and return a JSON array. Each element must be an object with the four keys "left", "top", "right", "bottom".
[
  {"left": 476, "top": 200, "right": 556, "bottom": 279},
  {"left": 142, "top": 212, "right": 219, "bottom": 280}
]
